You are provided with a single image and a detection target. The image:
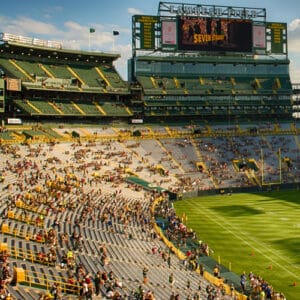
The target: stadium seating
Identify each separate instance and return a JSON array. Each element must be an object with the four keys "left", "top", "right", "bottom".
[
  {"left": 98, "top": 64, "right": 128, "bottom": 90},
  {"left": 0, "top": 58, "right": 28, "bottom": 80},
  {"left": 0, "top": 43, "right": 293, "bottom": 121},
  {"left": 0, "top": 121, "right": 299, "bottom": 299},
  {"left": 0, "top": 28, "right": 297, "bottom": 299}
]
